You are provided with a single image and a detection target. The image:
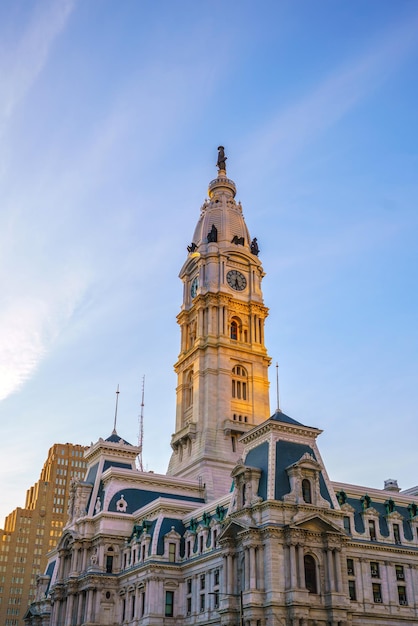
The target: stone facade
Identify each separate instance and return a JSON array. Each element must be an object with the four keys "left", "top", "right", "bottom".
[{"left": 25, "top": 151, "right": 418, "bottom": 626}]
